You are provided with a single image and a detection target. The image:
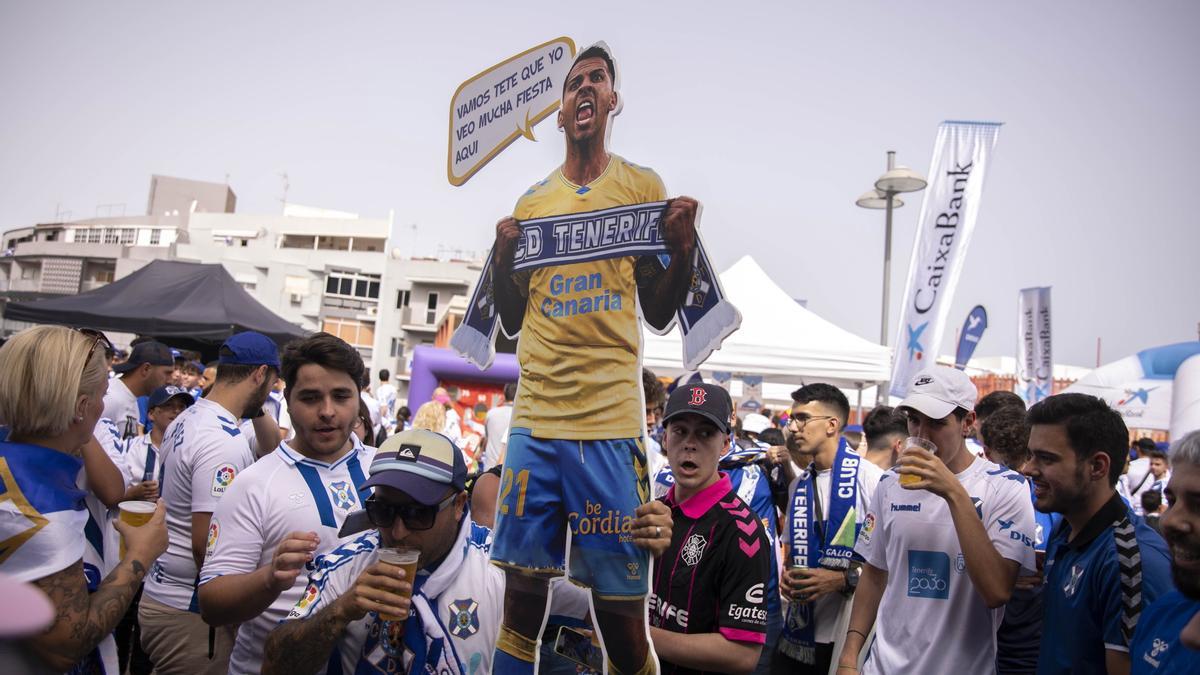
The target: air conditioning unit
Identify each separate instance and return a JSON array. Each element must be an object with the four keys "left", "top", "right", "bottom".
[{"left": 289, "top": 293, "right": 304, "bottom": 304}]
